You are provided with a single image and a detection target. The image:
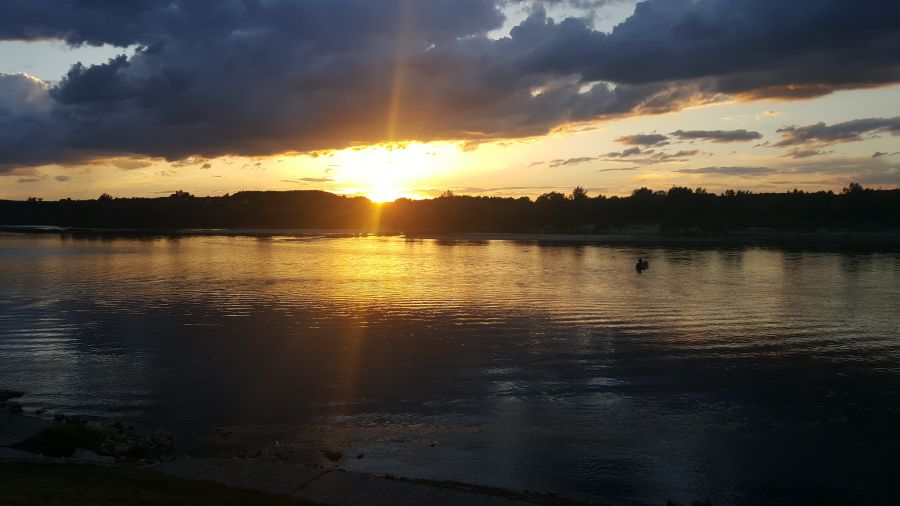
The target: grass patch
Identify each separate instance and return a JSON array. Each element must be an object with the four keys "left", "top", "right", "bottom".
[
  {"left": 12, "top": 423, "right": 106, "bottom": 457},
  {"left": 0, "top": 463, "right": 319, "bottom": 505}
]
